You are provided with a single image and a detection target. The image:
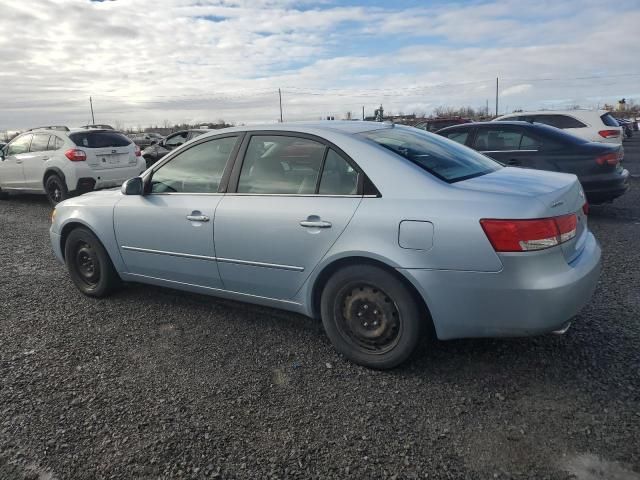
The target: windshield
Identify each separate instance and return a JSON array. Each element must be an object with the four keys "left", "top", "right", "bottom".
[
  {"left": 69, "top": 131, "right": 131, "bottom": 148},
  {"left": 360, "top": 127, "right": 501, "bottom": 183}
]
